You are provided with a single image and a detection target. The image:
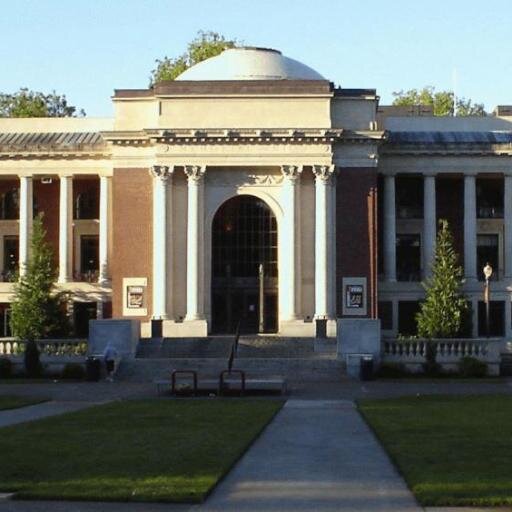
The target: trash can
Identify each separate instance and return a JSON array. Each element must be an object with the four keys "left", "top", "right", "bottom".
[
  {"left": 360, "top": 355, "right": 374, "bottom": 381},
  {"left": 86, "top": 356, "right": 102, "bottom": 382}
]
